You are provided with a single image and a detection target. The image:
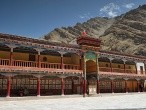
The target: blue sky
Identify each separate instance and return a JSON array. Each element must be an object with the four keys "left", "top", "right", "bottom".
[{"left": 0, "top": 0, "right": 145, "bottom": 38}]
